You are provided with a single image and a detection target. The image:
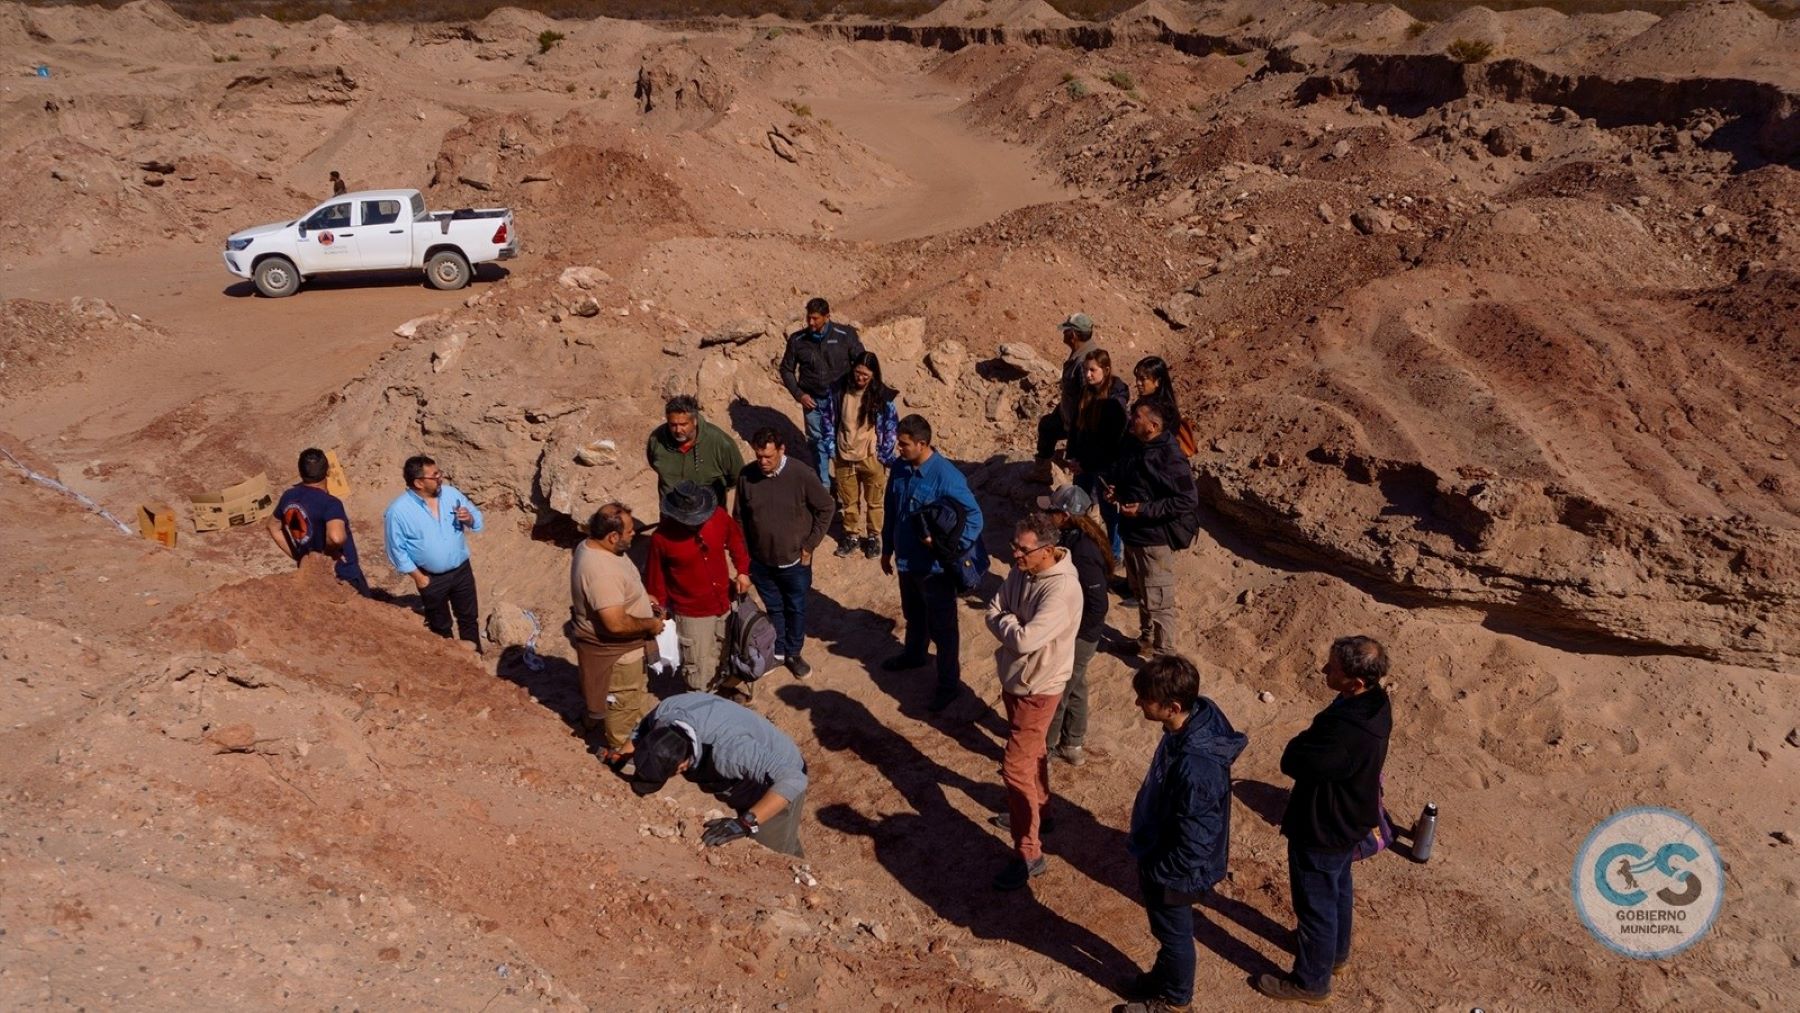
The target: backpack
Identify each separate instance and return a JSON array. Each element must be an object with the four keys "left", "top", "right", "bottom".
[
  {"left": 721, "top": 593, "right": 778, "bottom": 683},
  {"left": 916, "top": 498, "right": 986, "bottom": 594}
]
